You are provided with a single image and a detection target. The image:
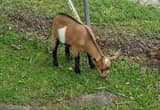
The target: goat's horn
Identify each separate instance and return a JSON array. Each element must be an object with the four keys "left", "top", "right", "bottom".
[{"left": 109, "top": 49, "right": 121, "bottom": 61}]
